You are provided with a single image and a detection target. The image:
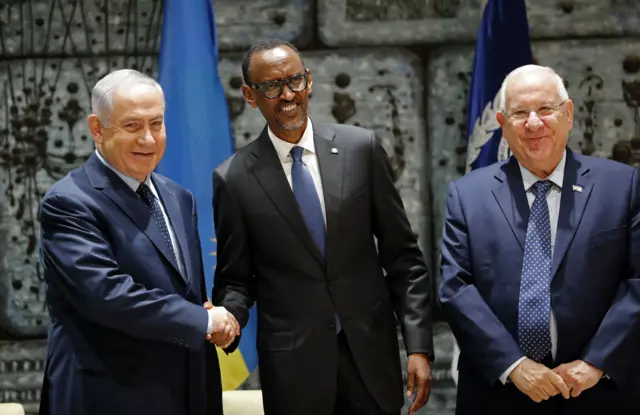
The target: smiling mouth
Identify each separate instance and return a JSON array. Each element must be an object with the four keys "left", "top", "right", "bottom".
[
  {"left": 279, "top": 103, "right": 298, "bottom": 113},
  {"left": 133, "top": 152, "right": 154, "bottom": 157}
]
